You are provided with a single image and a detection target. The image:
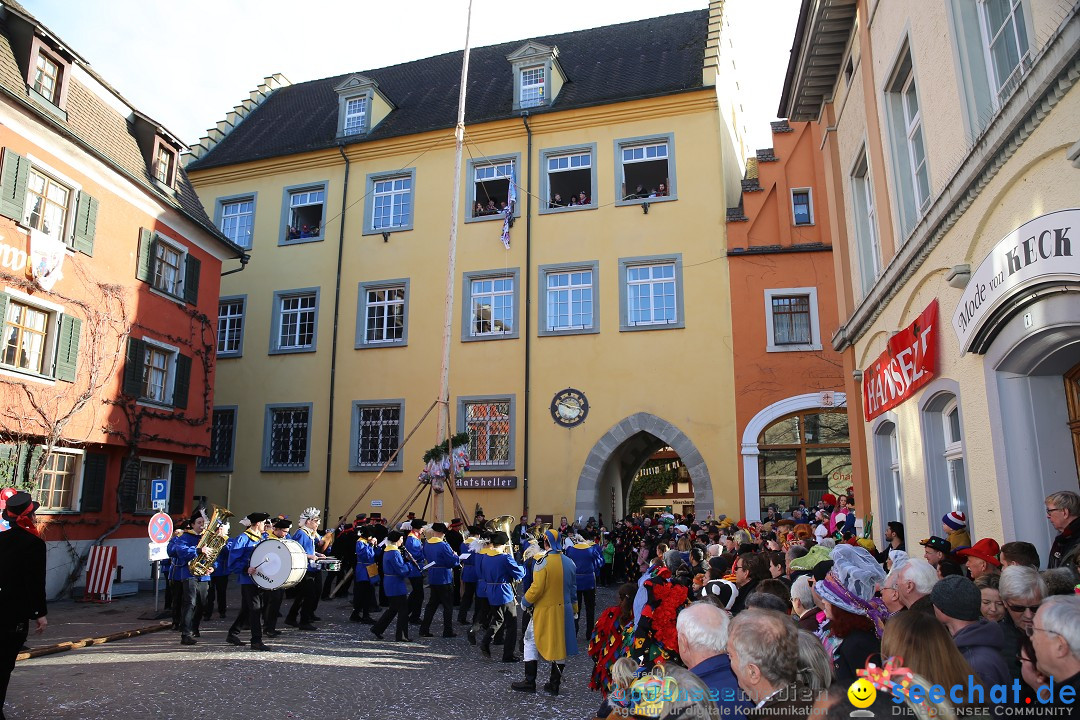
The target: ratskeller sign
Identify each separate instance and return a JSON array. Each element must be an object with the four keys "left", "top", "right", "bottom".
[
  {"left": 863, "top": 300, "right": 939, "bottom": 422},
  {"left": 954, "top": 208, "right": 1078, "bottom": 354}
]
